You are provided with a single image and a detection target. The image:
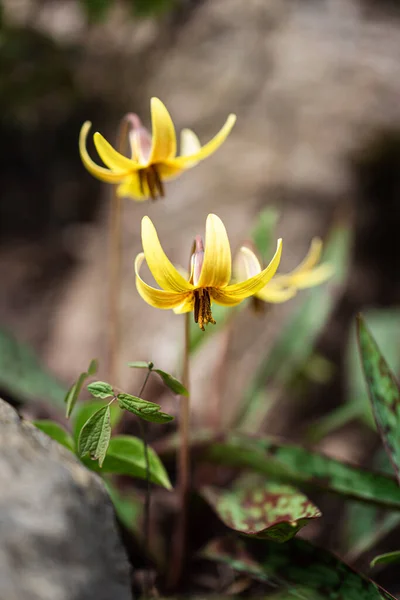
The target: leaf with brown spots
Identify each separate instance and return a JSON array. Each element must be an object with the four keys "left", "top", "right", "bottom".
[
  {"left": 200, "top": 475, "right": 321, "bottom": 542},
  {"left": 202, "top": 536, "right": 396, "bottom": 599},
  {"left": 357, "top": 315, "right": 400, "bottom": 485}
]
